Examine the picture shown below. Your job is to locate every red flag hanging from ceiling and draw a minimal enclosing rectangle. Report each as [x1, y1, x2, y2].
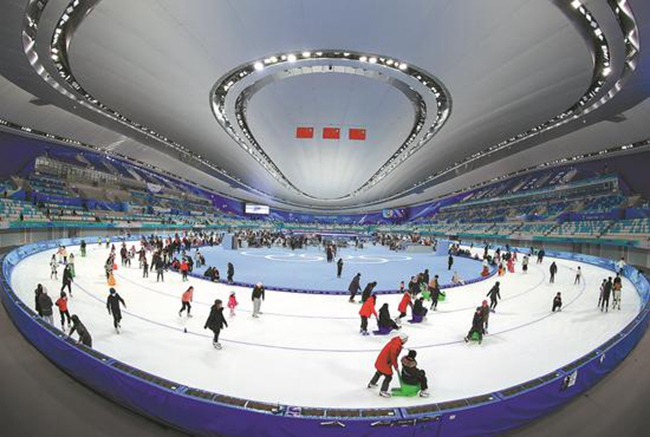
[349, 128, 366, 141]
[295, 127, 314, 139]
[322, 127, 340, 140]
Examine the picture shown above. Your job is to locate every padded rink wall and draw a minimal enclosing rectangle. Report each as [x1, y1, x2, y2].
[1, 237, 649, 437]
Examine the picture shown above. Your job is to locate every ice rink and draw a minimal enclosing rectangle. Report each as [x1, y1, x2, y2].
[9, 243, 641, 409]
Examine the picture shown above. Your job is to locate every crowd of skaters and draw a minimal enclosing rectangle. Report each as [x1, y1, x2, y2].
[31, 234, 632, 400]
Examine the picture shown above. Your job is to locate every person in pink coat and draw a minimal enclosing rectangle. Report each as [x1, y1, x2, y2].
[227, 291, 238, 317]
[179, 286, 193, 317]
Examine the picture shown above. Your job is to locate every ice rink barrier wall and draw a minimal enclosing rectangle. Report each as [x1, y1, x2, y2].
[1, 237, 649, 437]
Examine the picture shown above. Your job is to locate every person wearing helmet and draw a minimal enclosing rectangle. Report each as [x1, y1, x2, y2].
[401, 350, 429, 397]
[464, 307, 484, 344]
[367, 333, 409, 397]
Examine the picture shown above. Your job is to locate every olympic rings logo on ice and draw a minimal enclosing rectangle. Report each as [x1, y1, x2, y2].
[240, 251, 412, 264]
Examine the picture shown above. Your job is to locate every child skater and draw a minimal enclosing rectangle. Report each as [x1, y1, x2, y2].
[50, 255, 58, 279]
[204, 299, 228, 349]
[574, 266, 582, 285]
[227, 291, 238, 317]
[464, 307, 485, 344]
[552, 292, 562, 312]
[55, 291, 71, 330]
[142, 256, 149, 278]
[378, 303, 400, 332]
[179, 286, 194, 317]
[401, 349, 430, 397]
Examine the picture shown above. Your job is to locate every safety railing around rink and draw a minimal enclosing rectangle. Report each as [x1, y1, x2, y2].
[0, 236, 648, 437]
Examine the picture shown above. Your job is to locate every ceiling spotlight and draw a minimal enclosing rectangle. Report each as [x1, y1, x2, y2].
[399, 63, 408, 70]
[270, 56, 278, 63]
[302, 51, 311, 58]
[287, 54, 297, 62]
[343, 52, 350, 57]
[369, 57, 377, 63]
[359, 56, 367, 62]
[602, 67, 611, 76]
[254, 62, 264, 71]
[386, 59, 394, 65]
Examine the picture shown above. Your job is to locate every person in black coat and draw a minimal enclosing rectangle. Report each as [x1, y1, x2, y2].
[422, 269, 430, 287]
[227, 262, 235, 283]
[336, 258, 344, 278]
[413, 297, 428, 318]
[34, 283, 44, 317]
[601, 277, 613, 312]
[69, 314, 92, 347]
[448, 254, 454, 271]
[552, 292, 562, 312]
[154, 256, 165, 282]
[204, 299, 228, 349]
[106, 288, 127, 333]
[251, 282, 265, 317]
[361, 281, 377, 303]
[61, 264, 73, 296]
[549, 262, 558, 284]
[38, 288, 54, 325]
[377, 303, 399, 331]
[537, 249, 545, 264]
[486, 281, 501, 311]
[430, 284, 441, 311]
[464, 307, 484, 344]
[348, 273, 362, 302]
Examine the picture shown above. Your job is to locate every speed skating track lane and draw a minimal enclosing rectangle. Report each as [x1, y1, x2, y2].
[9, 244, 640, 409]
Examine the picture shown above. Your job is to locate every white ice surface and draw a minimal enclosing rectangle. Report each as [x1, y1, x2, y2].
[10, 244, 640, 408]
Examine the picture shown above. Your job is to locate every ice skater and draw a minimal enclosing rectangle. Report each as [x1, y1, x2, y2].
[480, 300, 490, 334]
[377, 303, 400, 332]
[574, 266, 582, 285]
[361, 281, 377, 303]
[50, 255, 58, 279]
[106, 287, 126, 333]
[204, 299, 228, 349]
[396, 290, 413, 323]
[180, 258, 189, 282]
[537, 249, 545, 264]
[367, 333, 408, 397]
[429, 284, 441, 311]
[251, 282, 265, 317]
[549, 262, 558, 284]
[598, 279, 607, 307]
[38, 288, 54, 325]
[522, 255, 529, 273]
[552, 292, 562, 312]
[359, 294, 378, 336]
[486, 281, 501, 311]
[616, 257, 626, 275]
[448, 254, 454, 271]
[80, 240, 87, 257]
[55, 291, 71, 329]
[613, 274, 623, 310]
[600, 277, 612, 312]
[142, 256, 149, 278]
[34, 284, 44, 317]
[228, 291, 238, 317]
[401, 350, 429, 397]
[227, 262, 234, 283]
[464, 307, 484, 344]
[348, 273, 362, 302]
[179, 286, 194, 317]
[336, 258, 344, 278]
[61, 264, 73, 297]
[69, 315, 92, 347]
[155, 256, 164, 282]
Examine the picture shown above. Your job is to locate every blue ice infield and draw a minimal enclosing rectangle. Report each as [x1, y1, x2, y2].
[190, 245, 483, 292]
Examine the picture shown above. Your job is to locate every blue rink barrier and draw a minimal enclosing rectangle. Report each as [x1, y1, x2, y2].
[1, 237, 649, 437]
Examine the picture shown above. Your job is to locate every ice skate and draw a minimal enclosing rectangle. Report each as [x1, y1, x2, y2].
[464, 336, 469, 342]
[215, 342, 222, 350]
[379, 391, 391, 398]
[419, 390, 430, 398]
[367, 383, 378, 389]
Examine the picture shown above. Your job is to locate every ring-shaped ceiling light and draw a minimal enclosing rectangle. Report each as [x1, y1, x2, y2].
[210, 50, 452, 200]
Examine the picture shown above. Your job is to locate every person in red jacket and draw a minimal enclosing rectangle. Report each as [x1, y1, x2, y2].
[180, 259, 189, 282]
[359, 294, 378, 336]
[396, 291, 412, 324]
[179, 286, 194, 317]
[367, 333, 409, 397]
[55, 291, 71, 329]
